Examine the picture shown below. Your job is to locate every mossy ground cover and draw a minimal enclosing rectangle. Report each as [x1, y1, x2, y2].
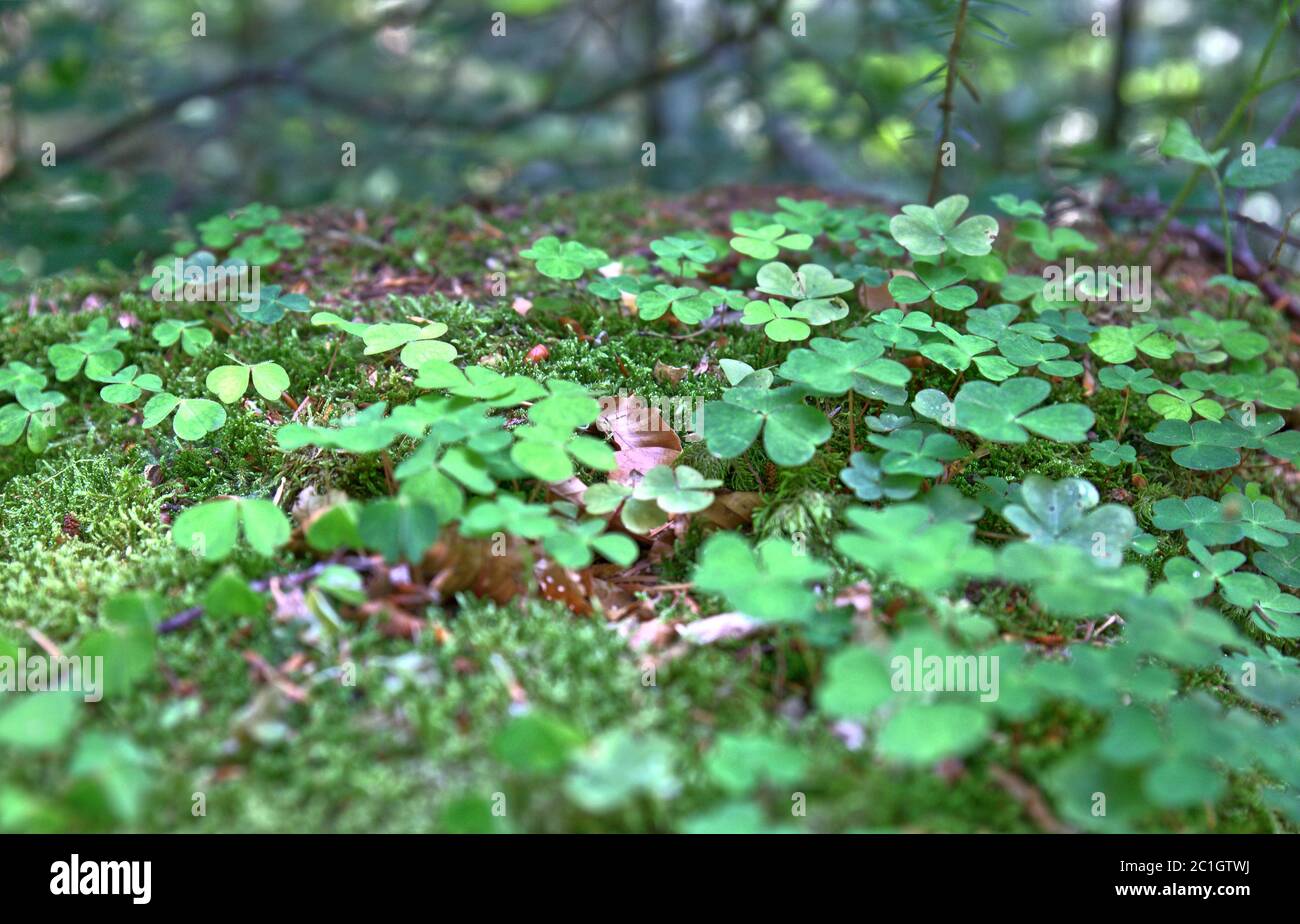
[1, 186, 1299, 834]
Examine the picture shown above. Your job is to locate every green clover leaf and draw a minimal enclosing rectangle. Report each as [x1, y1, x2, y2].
[152, 319, 213, 356]
[171, 496, 290, 561]
[778, 336, 911, 399]
[1013, 219, 1097, 260]
[729, 223, 812, 260]
[889, 195, 999, 257]
[361, 320, 457, 368]
[915, 377, 1094, 443]
[1002, 475, 1136, 568]
[98, 365, 163, 405]
[1145, 419, 1247, 470]
[1089, 323, 1177, 364]
[887, 264, 977, 311]
[692, 532, 830, 623]
[236, 284, 312, 324]
[520, 236, 608, 280]
[357, 494, 441, 563]
[1151, 495, 1245, 546]
[141, 392, 227, 441]
[0, 386, 66, 453]
[740, 299, 810, 342]
[702, 383, 832, 466]
[636, 284, 713, 324]
[866, 427, 966, 478]
[205, 360, 290, 403]
[632, 464, 722, 514]
[839, 451, 922, 501]
[1090, 439, 1136, 467]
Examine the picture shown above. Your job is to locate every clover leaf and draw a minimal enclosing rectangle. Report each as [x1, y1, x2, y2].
[996, 331, 1080, 377]
[231, 284, 309, 324]
[152, 319, 213, 356]
[705, 732, 808, 794]
[757, 260, 852, 301]
[816, 647, 893, 718]
[1151, 496, 1245, 546]
[778, 336, 911, 401]
[1089, 323, 1177, 364]
[964, 303, 1051, 342]
[1227, 495, 1300, 548]
[692, 532, 830, 623]
[888, 264, 977, 311]
[866, 427, 966, 478]
[47, 318, 130, 382]
[702, 383, 832, 466]
[1013, 219, 1097, 260]
[1090, 439, 1136, 467]
[835, 504, 995, 591]
[729, 223, 812, 260]
[650, 236, 716, 276]
[1219, 572, 1300, 638]
[918, 322, 1002, 377]
[914, 377, 1093, 443]
[98, 365, 163, 405]
[1002, 475, 1136, 568]
[632, 465, 721, 514]
[0, 361, 47, 394]
[171, 496, 290, 561]
[142, 392, 227, 441]
[889, 195, 999, 257]
[0, 386, 66, 453]
[1163, 540, 1245, 599]
[1224, 409, 1300, 460]
[1255, 536, 1300, 588]
[520, 236, 608, 280]
[991, 193, 1045, 217]
[774, 197, 832, 235]
[1145, 419, 1246, 470]
[850, 309, 934, 351]
[206, 360, 290, 403]
[878, 702, 992, 766]
[636, 284, 713, 324]
[357, 494, 441, 563]
[740, 299, 810, 342]
[362, 320, 457, 368]
[542, 518, 638, 569]
[1097, 364, 1164, 394]
[1146, 385, 1224, 422]
[839, 451, 922, 501]
[510, 382, 613, 482]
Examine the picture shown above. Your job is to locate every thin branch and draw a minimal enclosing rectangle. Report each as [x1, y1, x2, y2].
[927, 0, 970, 204]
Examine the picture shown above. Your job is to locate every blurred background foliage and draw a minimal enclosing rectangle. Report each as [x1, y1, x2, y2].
[0, 0, 1296, 274]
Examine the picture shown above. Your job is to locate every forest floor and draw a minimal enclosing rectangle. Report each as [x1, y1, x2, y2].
[1, 185, 1298, 833]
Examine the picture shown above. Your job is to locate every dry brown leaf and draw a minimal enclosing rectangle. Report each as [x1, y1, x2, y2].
[597, 394, 682, 483]
[699, 491, 762, 529]
[653, 360, 688, 386]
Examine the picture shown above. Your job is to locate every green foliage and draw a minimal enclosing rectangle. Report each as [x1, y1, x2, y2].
[889, 195, 999, 257]
[171, 497, 291, 561]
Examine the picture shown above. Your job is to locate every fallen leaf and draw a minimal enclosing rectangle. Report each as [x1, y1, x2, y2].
[653, 361, 688, 386]
[676, 612, 766, 645]
[597, 394, 682, 483]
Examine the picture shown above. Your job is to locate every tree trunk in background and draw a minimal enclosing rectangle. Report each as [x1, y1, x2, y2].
[641, 0, 670, 189]
[1103, 0, 1139, 150]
